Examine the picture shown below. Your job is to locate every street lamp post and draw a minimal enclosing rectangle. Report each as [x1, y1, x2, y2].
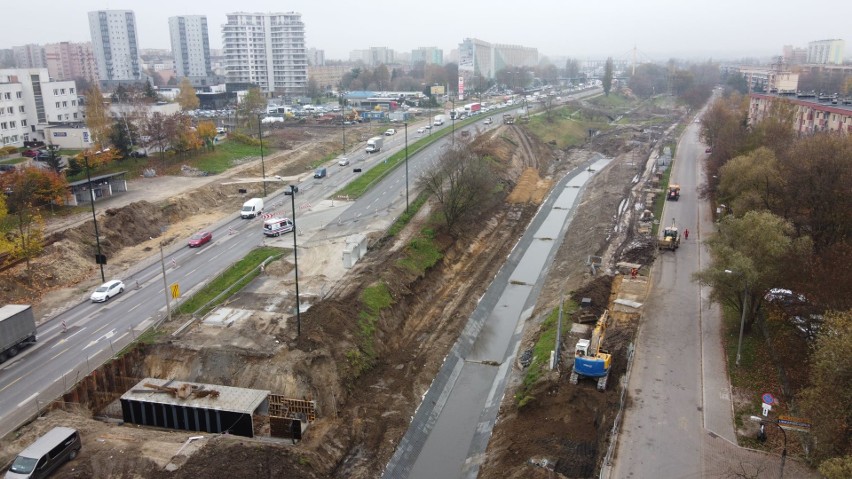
[289, 185, 301, 337]
[725, 269, 748, 366]
[158, 241, 172, 324]
[342, 100, 346, 155]
[451, 96, 456, 146]
[83, 154, 106, 283]
[749, 416, 787, 478]
[257, 114, 267, 197]
[404, 122, 409, 212]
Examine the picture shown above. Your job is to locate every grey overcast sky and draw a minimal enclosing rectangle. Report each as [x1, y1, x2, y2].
[2, 0, 849, 62]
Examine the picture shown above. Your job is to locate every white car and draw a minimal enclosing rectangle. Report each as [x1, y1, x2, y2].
[384, 129, 396, 136]
[338, 157, 350, 166]
[417, 127, 425, 134]
[91, 280, 125, 303]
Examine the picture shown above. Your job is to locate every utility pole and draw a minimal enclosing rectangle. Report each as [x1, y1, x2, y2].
[83, 154, 106, 283]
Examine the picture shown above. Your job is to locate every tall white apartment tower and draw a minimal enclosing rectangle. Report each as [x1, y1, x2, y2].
[169, 15, 214, 86]
[222, 12, 307, 96]
[88, 10, 142, 85]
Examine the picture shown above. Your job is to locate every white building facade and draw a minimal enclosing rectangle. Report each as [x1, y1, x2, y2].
[88, 10, 143, 85]
[0, 68, 82, 147]
[169, 15, 214, 86]
[222, 12, 307, 96]
[807, 39, 845, 65]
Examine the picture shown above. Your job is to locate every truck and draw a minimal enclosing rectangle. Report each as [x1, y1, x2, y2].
[570, 309, 612, 391]
[366, 136, 383, 153]
[433, 115, 446, 126]
[667, 184, 681, 201]
[464, 102, 481, 114]
[0, 305, 37, 363]
[240, 198, 264, 219]
[503, 113, 515, 124]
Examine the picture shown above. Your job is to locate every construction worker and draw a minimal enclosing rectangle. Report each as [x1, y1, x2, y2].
[684, 229, 689, 240]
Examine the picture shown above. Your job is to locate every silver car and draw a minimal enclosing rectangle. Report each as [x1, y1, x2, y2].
[90, 280, 125, 303]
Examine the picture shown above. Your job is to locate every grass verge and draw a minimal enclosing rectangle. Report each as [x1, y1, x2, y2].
[347, 281, 394, 377]
[516, 301, 576, 408]
[175, 246, 286, 317]
[386, 192, 429, 237]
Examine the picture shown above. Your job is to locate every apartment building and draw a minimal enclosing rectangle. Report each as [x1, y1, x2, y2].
[307, 48, 325, 66]
[807, 39, 845, 65]
[411, 47, 444, 66]
[88, 10, 143, 85]
[0, 68, 82, 147]
[169, 15, 214, 86]
[11, 44, 46, 69]
[749, 93, 852, 135]
[458, 38, 538, 79]
[222, 12, 307, 96]
[44, 42, 99, 83]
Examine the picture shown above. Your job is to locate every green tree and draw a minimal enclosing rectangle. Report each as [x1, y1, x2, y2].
[798, 311, 852, 464]
[693, 211, 811, 332]
[109, 118, 137, 159]
[196, 121, 217, 151]
[144, 80, 159, 101]
[0, 168, 66, 268]
[0, 195, 17, 262]
[176, 78, 200, 111]
[717, 147, 786, 216]
[602, 57, 614, 96]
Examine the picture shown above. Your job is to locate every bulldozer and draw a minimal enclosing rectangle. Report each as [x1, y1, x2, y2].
[570, 310, 612, 391]
[667, 184, 681, 201]
[657, 220, 681, 251]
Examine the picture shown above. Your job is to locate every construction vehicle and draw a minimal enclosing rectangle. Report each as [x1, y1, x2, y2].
[657, 220, 681, 251]
[667, 184, 681, 201]
[503, 113, 515, 124]
[570, 309, 612, 391]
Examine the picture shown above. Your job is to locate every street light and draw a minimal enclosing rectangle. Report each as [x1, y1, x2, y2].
[289, 185, 301, 337]
[725, 269, 748, 367]
[83, 154, 106, 283]
[157, 240, 172, 324]
[404, 122, 409, 212]
[257, 114, 267, 197]
[451, 96, 456, 146]
[749, 416, 787, 478]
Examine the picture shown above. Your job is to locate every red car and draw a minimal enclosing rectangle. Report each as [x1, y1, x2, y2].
[188, 231, 213, 247]
[22, 149, 41, 157]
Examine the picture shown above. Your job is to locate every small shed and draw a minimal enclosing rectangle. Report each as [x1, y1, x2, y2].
[65, 171, 128, 206]
[120, 378, 270, 438]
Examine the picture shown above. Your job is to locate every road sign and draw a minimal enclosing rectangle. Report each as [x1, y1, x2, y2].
[778, 416, 812, 432]
[170, 283, 180, 299]
[762, 393, 775, 404]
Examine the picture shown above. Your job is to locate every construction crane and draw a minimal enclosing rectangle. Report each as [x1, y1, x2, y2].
[570, 310, 612, 391]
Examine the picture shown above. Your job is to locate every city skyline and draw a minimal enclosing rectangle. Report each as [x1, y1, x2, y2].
[1, 0, 849, 62]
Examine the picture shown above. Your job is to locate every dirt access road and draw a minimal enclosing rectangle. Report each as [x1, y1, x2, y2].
[1, 96, 680, 478]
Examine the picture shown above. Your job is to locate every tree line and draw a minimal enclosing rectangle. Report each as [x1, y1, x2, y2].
[694, 90, 851, 471]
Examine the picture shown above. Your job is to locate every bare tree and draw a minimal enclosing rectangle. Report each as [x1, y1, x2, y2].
[417, 143, 498, 235]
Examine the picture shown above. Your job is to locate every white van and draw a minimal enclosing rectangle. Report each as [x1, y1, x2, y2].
[263, 217, 294, 237]
[240, 198, 264, 219]
[5, 427, 81, 479]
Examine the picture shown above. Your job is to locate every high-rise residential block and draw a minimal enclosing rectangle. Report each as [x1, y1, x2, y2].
[44, 42, 99, 83]
[88, 10, 142, 85]
[222, 12, 307, 96]
[169, 15, 214, 86]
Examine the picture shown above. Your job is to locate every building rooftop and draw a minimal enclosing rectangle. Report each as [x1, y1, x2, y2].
[121, 377, 270, 414]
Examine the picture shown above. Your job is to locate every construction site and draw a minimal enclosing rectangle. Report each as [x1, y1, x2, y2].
[0, 93, 684, 478]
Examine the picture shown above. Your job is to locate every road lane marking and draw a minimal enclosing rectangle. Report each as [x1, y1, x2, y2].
[50, 327, 86, 348]
[186, 266, 200, 276]
[94, 323, 109, 334]
[0, 375, 24, 393]
[128, 303, 141, 312]
[49, 347, 70, 361]
[18, 393, 38, 408]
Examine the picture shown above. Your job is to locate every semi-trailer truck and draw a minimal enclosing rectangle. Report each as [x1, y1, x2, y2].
[0, 304, 36, 363]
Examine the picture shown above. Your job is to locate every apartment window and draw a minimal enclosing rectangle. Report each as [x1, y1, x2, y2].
[70, 88, 75, 94]
[9, 121, 15, 128]
[56, 102, 61, 108]
[2, 92, 8, 100]
[1, 123, 7, 130]
[18, 106, 24, 113]
[54, 89, 59, 95]
[61, 88, 66, 94]
[6, 107, 11, 114]
[16, 92, 21, 98]
[73, 113, 78, 119]
[21, 120, 27, 127]
[71, 100, 76, 106]
[63, 101, 68, 107]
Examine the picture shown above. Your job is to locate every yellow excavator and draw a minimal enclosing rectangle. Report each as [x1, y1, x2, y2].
[657, 219, 681, 252]
[570, 310, 612, 391]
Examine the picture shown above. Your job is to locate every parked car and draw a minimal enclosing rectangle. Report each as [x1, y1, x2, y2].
[90, 280, 125, 303]
[187, 231, 213, 248]
[417, 127, 425, 134]
[21, 149, 40, 158]
[284, 185, 299, 195]
[129, 150, 148, 158]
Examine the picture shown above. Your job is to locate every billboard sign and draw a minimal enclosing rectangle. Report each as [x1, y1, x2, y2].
[458, 76, 465, 101]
